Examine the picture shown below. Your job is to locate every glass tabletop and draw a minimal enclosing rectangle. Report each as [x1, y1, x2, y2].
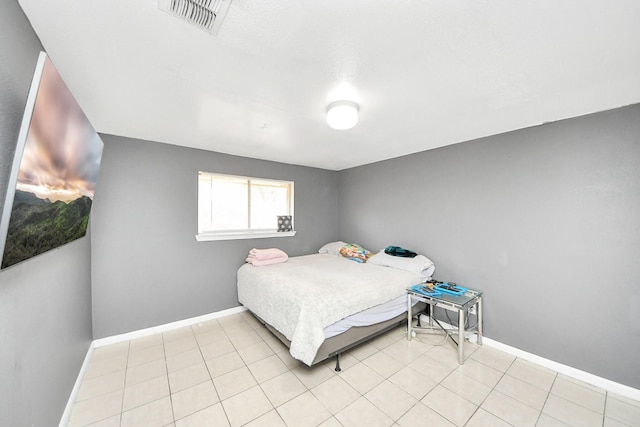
[407, 285, 481, 309]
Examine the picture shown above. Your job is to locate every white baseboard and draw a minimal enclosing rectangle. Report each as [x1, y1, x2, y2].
[58, 341, 96, 427]
[93, 305, 247, 348]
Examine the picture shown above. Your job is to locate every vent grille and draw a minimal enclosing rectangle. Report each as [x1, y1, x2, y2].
[159, 0, 232, 35]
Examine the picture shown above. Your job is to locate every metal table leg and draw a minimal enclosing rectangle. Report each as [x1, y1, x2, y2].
[407, 293, 413, 341]
[458, 308, 465, 364]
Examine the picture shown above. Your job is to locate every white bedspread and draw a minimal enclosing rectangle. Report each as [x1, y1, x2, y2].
[237, 254, 422, 365]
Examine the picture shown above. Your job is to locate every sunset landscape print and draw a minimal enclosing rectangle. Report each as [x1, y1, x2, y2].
[0, 54, 103, 269]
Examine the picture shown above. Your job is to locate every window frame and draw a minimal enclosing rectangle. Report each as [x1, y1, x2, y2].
[196, 172, 296, 242]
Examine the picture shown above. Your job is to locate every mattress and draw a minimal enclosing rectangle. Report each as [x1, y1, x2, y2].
[323, 294, 419, 338]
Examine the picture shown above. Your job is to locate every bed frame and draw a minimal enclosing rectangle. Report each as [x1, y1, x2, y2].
[250, 301, 426, 371]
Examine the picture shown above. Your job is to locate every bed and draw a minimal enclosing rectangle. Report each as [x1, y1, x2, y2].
[237, 252, 433, 370]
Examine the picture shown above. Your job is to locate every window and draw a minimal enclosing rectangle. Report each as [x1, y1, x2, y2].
[197, 172, 295, 241]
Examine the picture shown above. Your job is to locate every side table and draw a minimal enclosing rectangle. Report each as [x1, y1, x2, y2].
[407, 285, 483, 364]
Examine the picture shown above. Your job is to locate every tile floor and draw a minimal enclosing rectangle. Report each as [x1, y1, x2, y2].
[68, 311, 640, 427]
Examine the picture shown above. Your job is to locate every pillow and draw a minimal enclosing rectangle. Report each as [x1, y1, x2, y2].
[339, 243, 373, 263]
[318, 241, 347, 256]
[368, 251, 436, 279]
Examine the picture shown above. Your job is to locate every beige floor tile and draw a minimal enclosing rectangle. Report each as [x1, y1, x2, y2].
[84, 354, 128, 380]
[260, 371, 307, 407]
[205, 351, 245, 378]
[481, 389, 540, 427]
[397, 401, 456, 427]
[166, 348, 204, 373]
[164, 335, 198, 357]
[441, 370, 492, 406]
[422, 384, 478, 426]
[277, 391, 332, 427]
[276, 349, 303, 370]
[367, 332, 399, 351]
[381, 338, 431, 365]
[408, 353, 456, 383]
[470, 345, 516, 372]
[125, 359, 167, 387]
[340, 362, 385, 394]
[551, 376, 606, 414]
[122, 375, 170, 412]
[507, 359, 557, 392]
[127, 344, 165, 368]
[194, 328, 229, 347]
[335, 396, 394, 427]
[77, 369, 126, 401]
[213, 366, 257, 400]
[465, 408, 513, 427]
[129, 334, 163, 353]
[68, 389, 123, 427]
[174, 403, 229, 427]
[362, 350, 404, 378]
[264, 336, 289, 353]
[91, 342, 129, 362]
[190, 318, 222, 335]
[228, 330, 262, 349]
[318, 416, 343, 427]
[199, 338, 236, 360]
[365, 380, 418, 421]
[536, 413, 571, 426]
[311, 375, 360, 414]
[543, 394, 603, 427]
[163, 326, 194, 343]
[388, 366, 438, 400]
[557, 373, 606, 395]
[120, 396, 174, 427]
[291, 363, 336, 389]
[454, 358, 503, 388]
[426, 344, 469, 369]
[607, 392, 640, 409]
[348, 342, 379, 360]
[248, 354, 289, 383]
[84, 414, 121, 426]
[243, 409, 287, 427]
[168, 362, 211, 393]
[605, 394, 640, 426]
[171, 380, 219, 420]
[238, 340, 275, 365]
[222, 385, 273, 426]
[495, 373, 549, 410]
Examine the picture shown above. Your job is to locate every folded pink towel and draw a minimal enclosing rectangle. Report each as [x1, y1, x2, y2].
[245, 256, 288, 266]
[248, 248, 288, 261]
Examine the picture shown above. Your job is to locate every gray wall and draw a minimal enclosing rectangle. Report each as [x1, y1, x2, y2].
[338, 104, 640, 389]
[0, 1, 93, 426]
[91, 134, 338, 338]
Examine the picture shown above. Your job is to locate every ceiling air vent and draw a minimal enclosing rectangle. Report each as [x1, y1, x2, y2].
[159, 0, 232, 35]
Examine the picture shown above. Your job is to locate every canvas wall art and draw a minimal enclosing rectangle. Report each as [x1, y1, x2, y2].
[0, 52, 103, 269]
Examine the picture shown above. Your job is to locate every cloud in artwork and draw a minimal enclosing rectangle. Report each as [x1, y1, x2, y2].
[16, 57, 103, 203]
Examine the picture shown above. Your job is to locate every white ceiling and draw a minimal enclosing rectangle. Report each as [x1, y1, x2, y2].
[18, 0, 640, 171]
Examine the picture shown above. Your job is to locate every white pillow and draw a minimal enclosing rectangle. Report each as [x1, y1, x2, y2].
[368, 251, 435, 279]
[318, 241, 347, 256]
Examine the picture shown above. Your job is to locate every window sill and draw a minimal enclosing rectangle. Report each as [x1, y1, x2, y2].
[195, 230, 297, 242]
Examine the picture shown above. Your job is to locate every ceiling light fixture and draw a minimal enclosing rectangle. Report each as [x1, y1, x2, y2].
[326, 101, 359, 130]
